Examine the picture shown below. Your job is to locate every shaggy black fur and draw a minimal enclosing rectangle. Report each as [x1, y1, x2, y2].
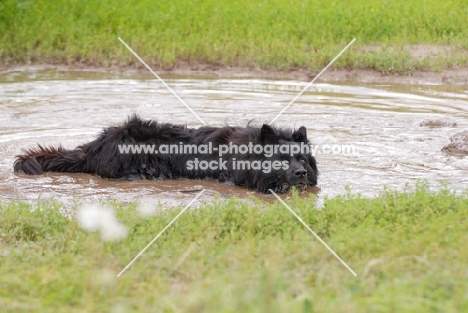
[14, 115, 319, 193]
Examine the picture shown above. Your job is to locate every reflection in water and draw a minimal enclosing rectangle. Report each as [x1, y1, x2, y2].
[0, 70, 467, 206]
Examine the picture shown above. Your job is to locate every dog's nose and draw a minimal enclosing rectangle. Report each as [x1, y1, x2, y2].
[294, 168, 307, 178]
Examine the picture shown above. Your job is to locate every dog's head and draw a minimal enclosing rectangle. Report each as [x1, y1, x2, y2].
[253, 124, 318, 193]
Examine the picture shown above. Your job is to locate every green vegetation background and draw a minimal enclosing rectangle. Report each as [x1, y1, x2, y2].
[1, 0, 468, 72]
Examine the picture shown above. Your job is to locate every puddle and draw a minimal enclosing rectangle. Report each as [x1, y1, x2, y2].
[1, 70, 467, 206]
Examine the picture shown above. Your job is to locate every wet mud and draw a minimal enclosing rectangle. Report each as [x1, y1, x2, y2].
[442, 131, 468, 157]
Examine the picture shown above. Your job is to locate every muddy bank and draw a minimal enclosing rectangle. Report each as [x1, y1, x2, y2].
[442, 131, 468, 156]
[2, 64, 468, 85]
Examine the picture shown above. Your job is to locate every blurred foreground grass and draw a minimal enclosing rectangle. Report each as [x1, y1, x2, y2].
[1, 183, 467, 312]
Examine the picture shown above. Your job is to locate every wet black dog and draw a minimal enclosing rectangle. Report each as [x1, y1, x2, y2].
[14, 115, 318, 193]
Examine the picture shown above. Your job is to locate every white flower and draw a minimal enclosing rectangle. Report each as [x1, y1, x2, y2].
[76, 204, 128, 242]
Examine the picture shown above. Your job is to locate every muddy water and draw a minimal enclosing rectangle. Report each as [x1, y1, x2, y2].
[1, 70, 467, 207]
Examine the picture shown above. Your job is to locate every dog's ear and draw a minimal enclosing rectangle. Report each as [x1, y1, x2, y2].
[260, 124, 279, 144]
[292, 126, 307, 142]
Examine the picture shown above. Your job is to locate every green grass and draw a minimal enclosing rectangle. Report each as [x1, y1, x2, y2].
[1, 0, 468, 73]
[1, 183, 468, 312]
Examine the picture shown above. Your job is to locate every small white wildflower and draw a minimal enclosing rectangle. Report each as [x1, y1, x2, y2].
[76, 204, 128, 242]
[136, 200, 159, 218]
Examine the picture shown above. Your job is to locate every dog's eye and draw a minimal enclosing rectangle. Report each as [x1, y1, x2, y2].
[300, 158, 306, 164]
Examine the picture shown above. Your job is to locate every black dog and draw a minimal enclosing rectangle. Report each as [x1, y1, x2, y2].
[14, 115, 318, 193]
